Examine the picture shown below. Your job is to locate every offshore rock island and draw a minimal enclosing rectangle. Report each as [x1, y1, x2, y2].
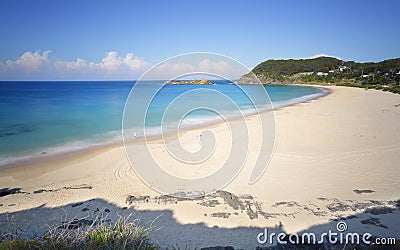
[164, 79, 214, 85]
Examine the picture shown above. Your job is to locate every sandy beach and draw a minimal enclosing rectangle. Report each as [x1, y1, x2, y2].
[1, 85, 400, 248]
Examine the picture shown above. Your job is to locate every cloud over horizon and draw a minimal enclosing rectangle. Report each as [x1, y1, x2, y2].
[0, 51, 246, 80]
[0, 50, 152, 80]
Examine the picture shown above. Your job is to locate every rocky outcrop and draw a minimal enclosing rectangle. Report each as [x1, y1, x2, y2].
[164, 79, 213, 85]
[236, 73, 291, 85]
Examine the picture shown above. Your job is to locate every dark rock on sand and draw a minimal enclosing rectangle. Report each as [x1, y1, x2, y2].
[126, 195, 150, 205]
[326, 202, 353, 212]
[34, 188, 55, 194]
[353, 189, 375, 194]
[199, 199, 220, 207]
[388, 200, 400, 209]
[0, 188, 22, 197]
[210, 212, 231, 219]
[71, 202, 83, 207]
[65, 184, 92, 190]
[216, 190, 244, 210]
[34, 184, 92, 194]
[60, 218, 93, 229]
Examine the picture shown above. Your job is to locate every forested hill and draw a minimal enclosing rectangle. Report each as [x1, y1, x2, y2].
[239, 56, 400, 86]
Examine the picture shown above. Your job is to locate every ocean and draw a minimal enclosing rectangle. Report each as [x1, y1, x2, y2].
[0, 80, 327, 167]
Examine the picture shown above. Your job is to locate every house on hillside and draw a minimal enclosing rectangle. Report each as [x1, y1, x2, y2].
[317, 72, 328, 76]
[339, 66, 348, 72]
[300, 72, 314, 76]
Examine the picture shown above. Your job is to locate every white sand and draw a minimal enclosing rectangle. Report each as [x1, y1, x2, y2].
[1, 85, 400, 248]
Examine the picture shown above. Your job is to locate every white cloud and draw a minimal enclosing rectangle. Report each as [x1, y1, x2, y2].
[307, 53, 342, 60]
[198, 59, 229, 72]
[54, 57, 87, 71]
[124, 53, 151, 71]
[0, 51, 245, 80]
[99, 51, 122, 71]
[0, 50, 152, 80]
[2, 50, 51, 72]
[17, 50, 51, 70]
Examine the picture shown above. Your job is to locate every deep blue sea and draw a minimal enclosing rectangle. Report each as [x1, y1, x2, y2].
[0, 80, 327, 167]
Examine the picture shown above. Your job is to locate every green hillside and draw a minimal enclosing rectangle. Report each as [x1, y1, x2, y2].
[242, 57, 400, 87]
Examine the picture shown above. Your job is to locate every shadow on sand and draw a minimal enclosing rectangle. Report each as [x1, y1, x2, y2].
[0, 195, 399, 249]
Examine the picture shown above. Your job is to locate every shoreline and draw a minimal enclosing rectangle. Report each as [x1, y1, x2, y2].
[0, 84, 330, 171]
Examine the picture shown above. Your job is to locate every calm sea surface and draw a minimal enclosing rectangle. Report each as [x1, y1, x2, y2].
[0, 80, 327, 166]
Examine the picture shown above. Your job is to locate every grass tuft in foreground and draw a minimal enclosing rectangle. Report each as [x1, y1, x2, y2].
[0, 215, 157, 249]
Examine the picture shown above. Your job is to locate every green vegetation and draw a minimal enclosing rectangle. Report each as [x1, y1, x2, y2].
[253, 57, 344, 77]
[0, 216, 156, 249]
[244, 57, 400, 90]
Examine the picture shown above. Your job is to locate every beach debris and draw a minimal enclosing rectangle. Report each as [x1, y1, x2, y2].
[210, 212, 231, 219]
[65, 184, 92, 190]
[59, 218, 93, 230]
[360, 217, 388, 229]
[388, 199, 400, 209]
[239, 194, 253, 200]
[199, 199, 220, 207]
[33, 184, 92, 194]
[71, 202, 83, 207]
[245, 201, 258, 219]
[368, 200, 385, 205]
[353, 189, 375, 194]
[216, 190, 244, 210]
[104, 208, 110, 213]
[0, 188, 22, 197]
[34, 184, 92, 194]
[353, 201, 379, 210]
[273, 201, 300, 208]
[312, 211, 328, 217]
[126, 195, 150, 205]
[34, 188, 53, 194]
[326, 202, 354, 212]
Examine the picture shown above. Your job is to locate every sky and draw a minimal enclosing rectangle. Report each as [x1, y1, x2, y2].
[1, 0, 399, 80]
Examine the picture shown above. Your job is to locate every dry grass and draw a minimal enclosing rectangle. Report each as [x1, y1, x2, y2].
[0, 213, 157, 249]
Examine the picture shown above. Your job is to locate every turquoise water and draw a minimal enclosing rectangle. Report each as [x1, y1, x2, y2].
[0, 80, 327, 167]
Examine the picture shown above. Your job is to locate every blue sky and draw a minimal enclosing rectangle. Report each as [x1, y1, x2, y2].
[1, 0, 399, 80]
